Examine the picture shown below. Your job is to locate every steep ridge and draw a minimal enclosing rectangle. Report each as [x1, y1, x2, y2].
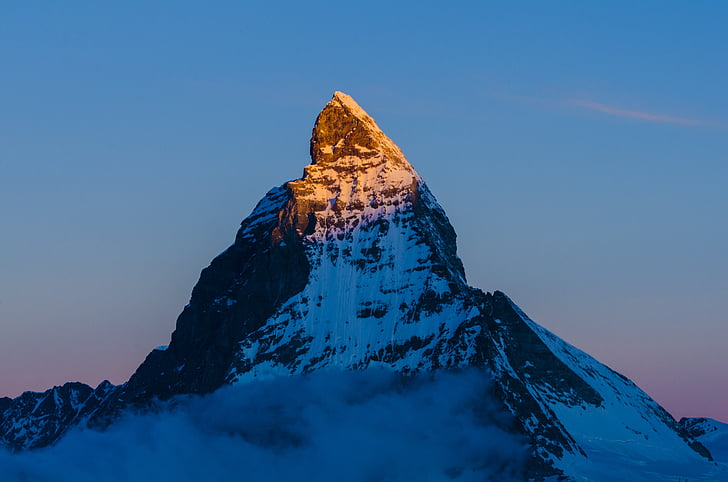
[1, 92, 720, 480]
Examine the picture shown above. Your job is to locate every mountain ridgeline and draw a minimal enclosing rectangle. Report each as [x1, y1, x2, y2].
[0, 92, 721, 480]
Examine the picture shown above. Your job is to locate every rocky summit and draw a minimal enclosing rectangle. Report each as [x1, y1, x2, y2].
[1, 92, 723, 480]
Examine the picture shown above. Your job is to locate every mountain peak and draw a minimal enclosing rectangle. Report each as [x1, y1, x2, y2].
[309, 91, 405, 167]
[278, 91, 425, 242]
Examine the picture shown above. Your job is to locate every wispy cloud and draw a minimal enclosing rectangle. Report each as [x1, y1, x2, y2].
[486, 90, 725, 130]
[570, 99, 704, 126]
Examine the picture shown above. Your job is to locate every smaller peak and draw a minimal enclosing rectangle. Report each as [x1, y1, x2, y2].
[96, 380, 115, 391]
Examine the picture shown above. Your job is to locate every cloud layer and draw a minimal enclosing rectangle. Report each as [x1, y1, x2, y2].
[0, 370, 527, 482]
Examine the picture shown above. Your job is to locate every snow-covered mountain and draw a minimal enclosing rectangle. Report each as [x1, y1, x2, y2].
[1, 92, 723, 480]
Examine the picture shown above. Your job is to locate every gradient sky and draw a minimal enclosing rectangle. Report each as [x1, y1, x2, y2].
[1, 2, 726, 422]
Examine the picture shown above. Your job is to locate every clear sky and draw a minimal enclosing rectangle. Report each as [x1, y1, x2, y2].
[1, 2, 726, 422]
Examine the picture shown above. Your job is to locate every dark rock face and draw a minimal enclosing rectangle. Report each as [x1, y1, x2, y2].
[123, 186, 311, 402]
[0, 91, 717, 479]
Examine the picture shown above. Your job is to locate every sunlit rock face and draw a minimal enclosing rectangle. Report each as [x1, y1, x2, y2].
[1, 92, 720, 480]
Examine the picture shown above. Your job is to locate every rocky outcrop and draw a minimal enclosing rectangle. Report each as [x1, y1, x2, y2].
[680, 417, 727, 462]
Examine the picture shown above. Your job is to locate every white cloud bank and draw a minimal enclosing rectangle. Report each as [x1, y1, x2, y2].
[0, 369, 528, 481]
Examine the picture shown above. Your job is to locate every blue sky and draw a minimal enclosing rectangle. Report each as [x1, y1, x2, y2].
[1, 1, 726, 421]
